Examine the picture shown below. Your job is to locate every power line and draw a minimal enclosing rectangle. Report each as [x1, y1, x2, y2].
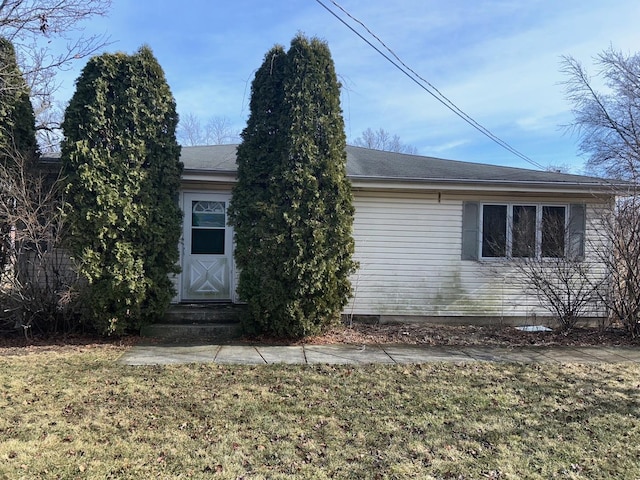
[315, 0, 547, 171]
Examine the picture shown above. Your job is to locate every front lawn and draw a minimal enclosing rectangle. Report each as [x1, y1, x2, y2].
[1, 346, 639, 479]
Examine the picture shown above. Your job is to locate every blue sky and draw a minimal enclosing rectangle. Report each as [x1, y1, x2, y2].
[53, 0, 640, 172]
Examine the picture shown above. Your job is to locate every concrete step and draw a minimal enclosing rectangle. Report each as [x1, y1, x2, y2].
[140, 322, 242, 344]
[164, 303, 246, 324]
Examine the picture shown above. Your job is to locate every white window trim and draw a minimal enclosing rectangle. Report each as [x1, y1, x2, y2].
[479, 203, 568, 260]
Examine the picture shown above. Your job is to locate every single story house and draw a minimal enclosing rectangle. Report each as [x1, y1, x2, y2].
[176, 144, 615, 325]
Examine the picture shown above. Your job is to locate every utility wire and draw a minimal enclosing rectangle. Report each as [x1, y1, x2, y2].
[315, 0, 547, 171]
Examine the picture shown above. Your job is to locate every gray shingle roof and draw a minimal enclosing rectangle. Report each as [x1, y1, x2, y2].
[181, 144, 613, 188]
[180, 144, 238, 171]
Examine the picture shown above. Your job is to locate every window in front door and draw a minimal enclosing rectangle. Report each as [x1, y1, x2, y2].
[191, 201, 226, 255]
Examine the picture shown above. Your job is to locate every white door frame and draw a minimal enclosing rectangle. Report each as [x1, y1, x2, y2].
[180, 191, 235, 302]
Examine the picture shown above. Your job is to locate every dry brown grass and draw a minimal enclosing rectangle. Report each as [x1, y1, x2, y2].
[1, 345, 639, 479]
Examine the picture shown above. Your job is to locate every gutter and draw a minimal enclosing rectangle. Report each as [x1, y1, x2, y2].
[183, 168, 622, 193]
[347, 174, 625, 192]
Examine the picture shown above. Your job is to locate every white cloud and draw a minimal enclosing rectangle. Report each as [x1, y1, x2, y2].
[423, 139, 471, 155]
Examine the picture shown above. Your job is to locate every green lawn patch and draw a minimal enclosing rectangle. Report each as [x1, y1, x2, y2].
[1, 347, 639, 479]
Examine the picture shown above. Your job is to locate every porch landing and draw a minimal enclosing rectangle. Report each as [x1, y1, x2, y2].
[140, 303, 246, 344]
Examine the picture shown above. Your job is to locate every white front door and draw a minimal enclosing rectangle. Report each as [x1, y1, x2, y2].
[181, 193, 233, 301]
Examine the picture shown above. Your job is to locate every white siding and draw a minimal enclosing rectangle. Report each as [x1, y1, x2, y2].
[345, 191, 609, 321]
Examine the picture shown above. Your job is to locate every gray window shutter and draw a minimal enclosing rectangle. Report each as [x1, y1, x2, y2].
[461, 201, 479, 260]
[568, 203, 586, 259]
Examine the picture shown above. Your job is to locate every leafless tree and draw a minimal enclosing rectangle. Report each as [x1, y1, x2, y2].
[590, 197, 640, 337]
[561, 48, 640, 181]
[562, 47, 640, 335]
[0, 146, 82, 335]
[0, 0, 112, 149]
[178, 113, 239, 146]
[545, 163, 573, 174]
[205, 115, 238, 145]
[352, 127, 418, 154]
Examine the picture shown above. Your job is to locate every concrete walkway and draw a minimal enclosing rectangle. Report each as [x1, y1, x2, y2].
[119, 343, 640, 365]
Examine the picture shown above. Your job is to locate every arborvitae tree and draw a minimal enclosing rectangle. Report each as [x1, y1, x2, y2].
[0, 37, 38, 269]
[0, 37, 38, 153]
[229, 35, 357, 337]
[0, 37, 38, 161]
[61, 46, 183, 336]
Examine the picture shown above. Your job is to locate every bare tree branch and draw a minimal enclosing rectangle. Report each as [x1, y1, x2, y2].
[590, 196, 640, 337]
[496, 209, 604, 331]
[177, 112, 203, 147]
[178, 113, 239, 146]
[0, 144, 82, 334]
[561, 48, 640, 180]
[205, 116, 237, 144]
[0, 0, 112, 148]
[562, 47, 640, 336]
[352, 127, 418, 154]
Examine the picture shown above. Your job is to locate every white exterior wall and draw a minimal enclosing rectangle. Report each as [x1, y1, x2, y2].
[176, 182, 611, 323]
[345, 189, 610, 321]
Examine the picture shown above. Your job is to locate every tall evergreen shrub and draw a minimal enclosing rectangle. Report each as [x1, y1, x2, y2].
[61, 46, 183, 335]
[0, 37, 38, 270]
[0, 37, 38, 159]
[229, 35, 357, 337]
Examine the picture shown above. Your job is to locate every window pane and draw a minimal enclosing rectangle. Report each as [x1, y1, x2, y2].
[542, 206, 566, 257]
[192, 201, 226, 227]
[513, 205, 536, 257]
[192, 229, 225, 255]
[482, 205, 507, 257]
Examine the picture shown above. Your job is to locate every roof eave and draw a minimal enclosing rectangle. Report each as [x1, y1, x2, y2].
[181, 169, 621, 195]
[349, 175, 620, 194]
[181, 169, 237, 184]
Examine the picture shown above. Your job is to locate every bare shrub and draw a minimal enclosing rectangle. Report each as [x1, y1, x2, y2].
[0, 149, 83, 335]
[591, 196, 640, 337]
[494, 205, 604, 332]
[511, 256, 603, 332]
